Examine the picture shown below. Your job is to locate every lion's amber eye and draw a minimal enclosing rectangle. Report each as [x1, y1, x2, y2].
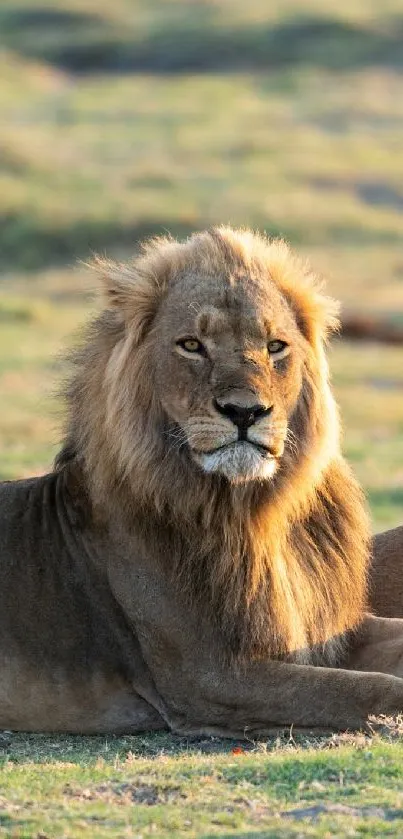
[177, 338, 205, 354]
[267, 339, 288, 355]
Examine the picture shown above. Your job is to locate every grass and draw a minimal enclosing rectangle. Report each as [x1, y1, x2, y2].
[0, 0, 403, 835]
[0, 2, 402, 288]
[1, 729, 403, 838]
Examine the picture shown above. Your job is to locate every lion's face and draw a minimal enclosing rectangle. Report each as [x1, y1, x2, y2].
[154, 269, 304, 483]
[81, 228, 338, 494]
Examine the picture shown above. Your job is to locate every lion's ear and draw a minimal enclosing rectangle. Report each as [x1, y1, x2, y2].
[290, 287, 341, 347]
[91, 255, 162, 344]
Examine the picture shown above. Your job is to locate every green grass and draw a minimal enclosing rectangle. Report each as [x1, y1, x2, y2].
[1, 66, 402, 279]
[0, 730, 403, 838]
[1, 0, 403, 835]
[0, 0, 402, 294]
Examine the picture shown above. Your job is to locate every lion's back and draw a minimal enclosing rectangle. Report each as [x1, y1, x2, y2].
[0, 475, 49, 570]
[0, 474, 61, 647]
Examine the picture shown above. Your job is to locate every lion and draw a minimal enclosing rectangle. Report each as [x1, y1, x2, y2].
[371, 526, 403, 617]
[1, 225, 403, 735]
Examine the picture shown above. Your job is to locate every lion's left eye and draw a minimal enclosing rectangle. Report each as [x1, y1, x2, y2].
[267, 339, 288, 355]
[177, 338, 205, 354]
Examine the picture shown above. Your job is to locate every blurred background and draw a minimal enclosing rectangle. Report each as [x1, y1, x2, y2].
[0, 0, 402, 529]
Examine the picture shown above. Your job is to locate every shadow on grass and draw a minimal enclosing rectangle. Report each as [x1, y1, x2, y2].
[0, 213, 317, 272]
[311, 177, 403, 212]
[0, 215, 202, 272]
[1, 209, 402, 273]
[0, 728, 332, 765]
[0, 731, 251, 764]
[1, 5, 402, 74]
[0, 815, 14, 829]
[200, 834, 274, 838]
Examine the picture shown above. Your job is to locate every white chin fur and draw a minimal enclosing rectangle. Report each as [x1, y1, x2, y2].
[194, 442, 277, 483]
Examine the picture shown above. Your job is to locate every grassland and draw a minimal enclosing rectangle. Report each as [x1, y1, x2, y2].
[1, 728, 403, 838]
[0, 0, 403, 836]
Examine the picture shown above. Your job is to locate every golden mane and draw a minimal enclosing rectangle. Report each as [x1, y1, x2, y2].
[57, 227, 370, 664]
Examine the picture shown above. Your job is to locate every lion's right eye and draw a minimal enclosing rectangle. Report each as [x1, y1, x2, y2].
[177, 338, 206, 355]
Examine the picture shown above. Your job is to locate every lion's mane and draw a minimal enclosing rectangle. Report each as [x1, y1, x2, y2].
[57, 228, 370, 665]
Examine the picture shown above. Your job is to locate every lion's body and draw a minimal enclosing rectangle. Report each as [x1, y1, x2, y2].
[371, 526, 403, 618]
[1, 226, 403, 734]
[0, 473, 164, 732]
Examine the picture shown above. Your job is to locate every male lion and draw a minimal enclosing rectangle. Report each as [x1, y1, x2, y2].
[1, 226, 403, 735]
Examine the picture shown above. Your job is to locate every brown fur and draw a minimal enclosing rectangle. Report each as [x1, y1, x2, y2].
[58, 227, 369, 665]
[370, 526, 403, 618]
[2, 226, 403, 735]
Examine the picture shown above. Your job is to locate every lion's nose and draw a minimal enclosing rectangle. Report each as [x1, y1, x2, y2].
[213, 399, 272, 430]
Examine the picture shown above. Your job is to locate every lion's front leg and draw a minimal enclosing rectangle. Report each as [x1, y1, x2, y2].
[148, 655, 403, 735]
[346, 614, 403, 678]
